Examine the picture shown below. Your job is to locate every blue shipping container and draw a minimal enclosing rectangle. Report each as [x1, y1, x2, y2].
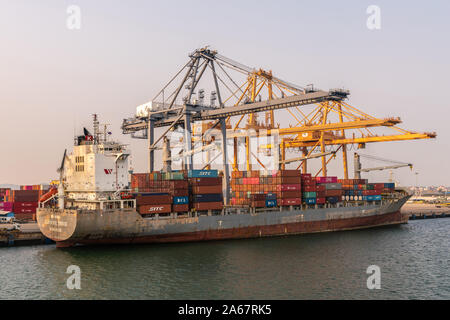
[304, 198, 316, 205]
[326, 196, 340, 204]
[173, 196, 189, 204]
[188, 170, 219, 178]
[384, 183, 395, 189]
[364, 195, 382, 201]
[265, 193, 277, 200]
[265, 199, 277, 207]
[193, 193, 223, 202]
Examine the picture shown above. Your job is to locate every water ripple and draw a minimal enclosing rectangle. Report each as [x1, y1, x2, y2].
[0, 219, 449, 299]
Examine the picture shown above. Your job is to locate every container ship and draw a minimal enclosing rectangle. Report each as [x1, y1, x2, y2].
[36, 116, 410, 248]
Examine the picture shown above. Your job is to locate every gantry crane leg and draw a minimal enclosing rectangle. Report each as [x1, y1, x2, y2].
[233, 137, 238, 171]
[320, 102, 329, 176]
[302, 147, 308, 173]
[147, 118, 154, 173]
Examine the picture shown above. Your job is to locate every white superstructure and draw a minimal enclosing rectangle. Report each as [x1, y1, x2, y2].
[63, 115, 130, 206]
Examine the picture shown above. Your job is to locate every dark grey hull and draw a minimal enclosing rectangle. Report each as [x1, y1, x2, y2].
[37, 195, 410, 247]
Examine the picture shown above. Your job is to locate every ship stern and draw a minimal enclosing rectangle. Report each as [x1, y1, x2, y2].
[36, 208, 78, 247]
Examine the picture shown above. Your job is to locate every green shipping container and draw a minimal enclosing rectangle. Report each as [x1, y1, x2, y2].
[162, 172, 185, 180]
[303, 192, 317, 198]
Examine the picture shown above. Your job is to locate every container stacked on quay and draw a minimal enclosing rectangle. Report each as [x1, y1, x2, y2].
[0, 188, 15, 222]
[1, 186, 50, 221]
[36, 117, 411, 248]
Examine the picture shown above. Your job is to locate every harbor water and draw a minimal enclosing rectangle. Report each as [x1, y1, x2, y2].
[0, 219, 449, 300]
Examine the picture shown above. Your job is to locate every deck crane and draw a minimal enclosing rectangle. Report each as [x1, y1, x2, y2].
[353, 153, 413, 180]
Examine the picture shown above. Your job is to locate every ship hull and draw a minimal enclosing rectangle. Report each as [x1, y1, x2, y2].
[37, 196, 410, 247]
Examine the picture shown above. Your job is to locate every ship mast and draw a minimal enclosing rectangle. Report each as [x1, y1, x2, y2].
[93, 114, 100, 145]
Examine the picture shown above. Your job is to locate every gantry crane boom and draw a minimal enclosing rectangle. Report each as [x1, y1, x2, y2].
[354, 153, 413, 179]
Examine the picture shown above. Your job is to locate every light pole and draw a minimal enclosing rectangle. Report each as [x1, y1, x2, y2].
[414, 172, 419, 196]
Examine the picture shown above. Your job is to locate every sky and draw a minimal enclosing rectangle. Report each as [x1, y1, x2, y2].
[0, 0, 449, 187]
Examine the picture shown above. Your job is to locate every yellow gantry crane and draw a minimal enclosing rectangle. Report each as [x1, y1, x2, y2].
[218, 63, 435, 178]
[261, 99, 435, 178]
[122, 48, 436, 182]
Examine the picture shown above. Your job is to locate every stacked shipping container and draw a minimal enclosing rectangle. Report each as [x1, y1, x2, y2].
[189, 170, 223, 211]
[231, 170, 302, 207]
[0, 188, 12, 213]
[131, 170, 224, 216]
[315, 176, 342, 205]
[0, 187, 49, 221]
[132, 171, 188, 215]
[20, 184, 50, 191]
[231, 172, 396, 207]
[301, 174, 317, 205]
[339, 179, 395, 201]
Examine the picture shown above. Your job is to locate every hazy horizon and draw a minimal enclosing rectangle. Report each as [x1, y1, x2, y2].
[1, 0, 449, 186]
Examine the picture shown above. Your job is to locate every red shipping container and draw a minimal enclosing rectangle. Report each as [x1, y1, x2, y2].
[278, 177, 301, 184]
[172, 189, 189, 197]
[302, 180, 317, 187]
[270, 170, 301, 177]
[278, 190, 302, 199]
[325, 189, 343, 197]
[136, 194, 172, 205]
[250, 193, 266, 201]
[192, 185, 222, 194]
[316, 185, 326, 192]
[189, 177, 222, 186]
[13, 190, 40, 202]
[173, 204, 189, 212]
[302, 186, 316, 192]
[316, 197, 326, 204]
[13, 202, 38, 208]
[276, 184, 301, 191]
[0, 201, 13, 211]
[280, 198, 302, 206]
[169, 180, 188, 189]
[15, 208, 37, 214]
[193, 202, 223, 211]
[317, 191, 326, 198]
[315, 176, 338, 184]
[250, 200, 266, 208]
[138, 204, 172, 214]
